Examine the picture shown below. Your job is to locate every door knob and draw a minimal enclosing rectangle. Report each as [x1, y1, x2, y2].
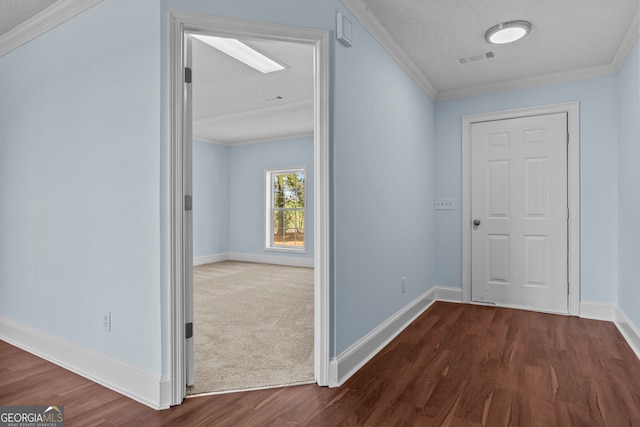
[473, 219, 481, 229]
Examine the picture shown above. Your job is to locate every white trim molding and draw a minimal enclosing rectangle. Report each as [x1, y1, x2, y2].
[340, 0, 638, 101]
[193, 253, 229, 266]
[437, 11, 638, 102]
[339, 0, 437, 99]
[194, 252, 314, 267]
[579, 300, 616, 321]
[329, 287, 640, 388]
[329, 288, 437, 387]
[462, 102, 580, 316]
[169, 11, 331, 405]
[615, 308, 640, 360]
[195, 132, 315, 147]
[578, 301, 640, 361]
[437, 64, 619, 101]
[228, 252, 314, 268]
[0, 0, 103, 57]
[0, 316, 170, 410]
[434, 286, 463, 303]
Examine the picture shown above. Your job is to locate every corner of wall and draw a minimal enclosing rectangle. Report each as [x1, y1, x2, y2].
[0, 316, 168, 410]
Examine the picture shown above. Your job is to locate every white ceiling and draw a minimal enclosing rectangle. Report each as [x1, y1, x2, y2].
[348, 0, 640, 99]
[0, 0, 58, 35]
[2, 0, 639, 142]
[190, 37, 314, 145]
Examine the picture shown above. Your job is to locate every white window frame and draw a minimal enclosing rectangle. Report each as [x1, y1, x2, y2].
[265, 167, 307, 253]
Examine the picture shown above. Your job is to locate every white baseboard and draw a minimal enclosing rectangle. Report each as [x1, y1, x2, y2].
[329, 288, 437, 387]
[194, 252, 314, 268]
[228, 252, 314, 268]
[615, 307, 640, 360]
[0, 316, 170, 410]
[328, 286, 640, 390]
[193, 253, 229, 266]
[579, 300, 616, 321]
[576, 301, 640, 361]
[434, 286, 463, 302]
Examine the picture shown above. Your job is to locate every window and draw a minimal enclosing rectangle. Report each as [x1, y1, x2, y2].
[266, 168, 306, 252]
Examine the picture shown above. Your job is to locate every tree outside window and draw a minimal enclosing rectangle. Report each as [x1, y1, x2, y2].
[266, 168, 305, 251]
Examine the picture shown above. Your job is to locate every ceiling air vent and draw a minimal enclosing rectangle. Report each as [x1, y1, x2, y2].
[456, 51, 497, 65]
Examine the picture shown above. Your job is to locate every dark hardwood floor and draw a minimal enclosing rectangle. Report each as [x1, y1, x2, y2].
[2, 302, 640, 426]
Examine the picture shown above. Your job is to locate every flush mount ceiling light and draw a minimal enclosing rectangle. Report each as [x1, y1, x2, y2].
[189, 34, 286, 73]
[485, 20, 532, 44]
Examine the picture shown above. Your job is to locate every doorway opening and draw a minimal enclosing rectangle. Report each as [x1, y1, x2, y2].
[169, 12, 330, 405]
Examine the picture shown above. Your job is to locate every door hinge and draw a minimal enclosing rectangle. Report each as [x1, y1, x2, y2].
[185, 195, 192, 212]
[185, 322, 193, 339]
[184, 67, 192, 84]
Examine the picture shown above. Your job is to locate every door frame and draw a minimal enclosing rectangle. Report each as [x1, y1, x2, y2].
[461, 102, 580, 316]
[169, 11, 331, 405]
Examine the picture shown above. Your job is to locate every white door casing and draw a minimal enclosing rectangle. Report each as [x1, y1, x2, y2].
[169, 12, 331, 405]
[184, 36, 194, 387]
[462, 102, 580, 316]
[470, 113, 568, 313]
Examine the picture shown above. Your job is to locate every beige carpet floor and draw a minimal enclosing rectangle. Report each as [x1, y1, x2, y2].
[187, 261, 314, 395]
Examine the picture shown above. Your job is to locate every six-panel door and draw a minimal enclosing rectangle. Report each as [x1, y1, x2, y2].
[471, 113, 568, 313]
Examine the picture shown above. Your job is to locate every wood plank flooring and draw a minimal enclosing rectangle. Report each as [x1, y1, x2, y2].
[2, 302, 640, 426]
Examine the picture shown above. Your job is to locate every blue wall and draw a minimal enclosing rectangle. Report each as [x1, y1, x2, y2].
[159, 1, 437, 357]
[0, 0, 162, 373]
[192, 137, 314, 260]
[435, 77, 620, 303]
[192, 141, 229, 257]
[617, 41, 640, 328]
[332, 7, 436, 354]
[0, 0, 636, 389]
[229, 137, 314, 260]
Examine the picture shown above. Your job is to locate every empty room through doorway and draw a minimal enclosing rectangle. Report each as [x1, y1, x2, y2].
[188, 32, 316, 394]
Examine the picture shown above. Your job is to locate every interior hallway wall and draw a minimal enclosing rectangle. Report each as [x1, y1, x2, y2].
[435, 76, 619, 304]
[617, 40, 640, 327]
[0, 0, 162, 373]
[161, 0, 438, 359]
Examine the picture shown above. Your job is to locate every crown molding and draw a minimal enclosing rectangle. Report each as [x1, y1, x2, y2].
[341, 0, 639, 102]
[436, 63, 618, 101]
[0, 0, 103, 57]
[340, 0, 438, 100]
[437, 13, 638, 102]
[611, 11, 640, 72]
[194, 132, 314, 147]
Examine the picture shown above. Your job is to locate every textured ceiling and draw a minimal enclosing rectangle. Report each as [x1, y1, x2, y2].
[3, 1, 639, 142]
[191, 37, 314, 145]
[0, 0, 59, 35]
[358, 0, 639, 99]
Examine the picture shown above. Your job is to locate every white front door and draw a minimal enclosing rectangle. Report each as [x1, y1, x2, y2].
[470, 113, 568, 313]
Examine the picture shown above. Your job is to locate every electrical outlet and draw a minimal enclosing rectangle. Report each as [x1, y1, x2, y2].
[402, 277, 406, 294]
[435, 198, 455, 210]
[102, 311, 111, 332]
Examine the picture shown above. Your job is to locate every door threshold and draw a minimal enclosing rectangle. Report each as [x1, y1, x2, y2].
[470, 300, 569, 316]
[186, 380, 317, 399]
